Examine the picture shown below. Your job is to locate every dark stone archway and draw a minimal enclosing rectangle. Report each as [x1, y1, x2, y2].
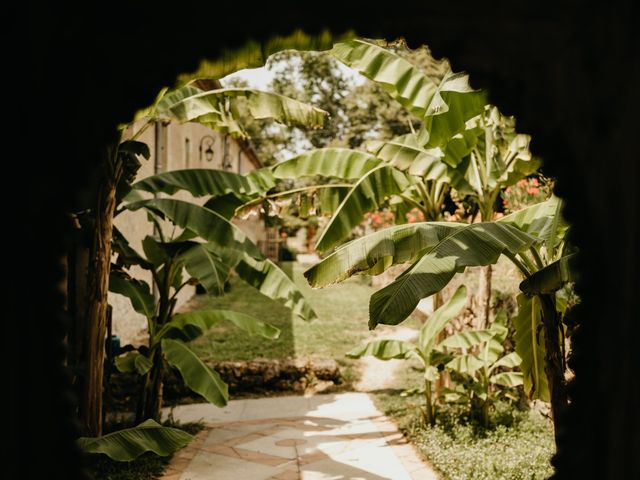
[15, 2, 638, 478]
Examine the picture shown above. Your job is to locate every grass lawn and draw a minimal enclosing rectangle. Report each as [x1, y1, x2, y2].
[374, 393, 555, 480]
[185, 261, 422, 384]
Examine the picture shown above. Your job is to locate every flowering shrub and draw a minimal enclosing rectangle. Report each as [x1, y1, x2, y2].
[405, 208, 425, 223]
[363, 209, 396, 230]
[501, 177, 552, 213]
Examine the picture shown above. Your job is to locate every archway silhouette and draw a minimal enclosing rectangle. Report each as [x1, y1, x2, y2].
[18, 3, 638, 479]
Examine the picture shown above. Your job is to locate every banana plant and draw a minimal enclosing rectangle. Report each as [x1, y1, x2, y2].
[450, 106, 541, 329]
[73, 76, 327, 437]
[438, 314, 523, 427]
[347, 285, 468, 426]
[110, 191, 317, 425]
[304, 196, 575, 446]
[266, 38, 488, 255]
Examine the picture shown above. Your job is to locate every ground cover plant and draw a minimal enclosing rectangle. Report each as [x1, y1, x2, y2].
[375, 394, 555, 480]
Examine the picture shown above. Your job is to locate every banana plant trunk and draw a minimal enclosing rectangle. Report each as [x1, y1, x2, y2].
[476, 204, 494, 329]
[539, 293, 568, 447]
[432, 291, 451, 395]
[424, 378, 435, 427]
[476, 265, 492, 329]
[78, 178, 118, 436]
[137, 349, 164, 423]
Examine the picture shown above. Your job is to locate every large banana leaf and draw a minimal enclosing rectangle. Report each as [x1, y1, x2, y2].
[490, 372, 524, 387]
[179, 244, 231, 295]
[520, 252, 577, 295]
[154, 84, 202, 118]
[367, 133, 475, 194]
[112, 226, 153, 269]
[235, 254, 318, 320]
[347, 339, 416, 360]
[141, 236, 195, 266]
[315, 165, 410, 252]
[439, 329, 496, 349]
[126, 198, 261, 258]
[273, 148, 382, 179]
[157, 309, 279, 343]
[316, 185, 351, 216]
[417, 73, 487, 148]
[109, 271, 155, 320]
[305, 222, 467, 288]
[494, 135, 541, 188]
[159, 87, 327, 130]
[446, 354, 485, 374]
[513, 294, 549, 401]
[497, 196, 564, 239]
[490, 352, 522, 371]
[442, 127, 482, 168]
[418, 285, 467, 353]
[330, 39, 487, 147]
[161, 338, 229, 407]
[204, 192, 250, 220]
[132, 168, 275, 198]
[369, 222, 539, 328]
[77, 419, 193, 461]
[366, 136, 446, 177]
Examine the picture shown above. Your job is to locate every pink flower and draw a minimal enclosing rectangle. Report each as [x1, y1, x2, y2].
[531, 178, 539, 186]
[503, 199, 509, 206]
[408, 216, 417, 223]
[517, 179, 527, 188]
[505, 187, 512, 193]
[528, 187, 539, 195]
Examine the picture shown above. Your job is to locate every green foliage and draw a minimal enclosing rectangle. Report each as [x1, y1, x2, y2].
[440, 318, 523, 425]
[162, 338, 229, 407]
[347, 286, 468, 425]
[366, 222, 537, 328]
[150, 85, 328, 139]
[78, 419, 193, 462]
[513, 294, 549, 401]
[456, 106, 541, 221]
[110, 145, 317, 428]
[132, 167, 275, 198]
[330, 38, 486, 147]
[82, 422, 203, 480]
[376, 395, 555, 480]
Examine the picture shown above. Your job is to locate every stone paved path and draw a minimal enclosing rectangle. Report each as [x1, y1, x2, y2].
[161, 393, 438, 480]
